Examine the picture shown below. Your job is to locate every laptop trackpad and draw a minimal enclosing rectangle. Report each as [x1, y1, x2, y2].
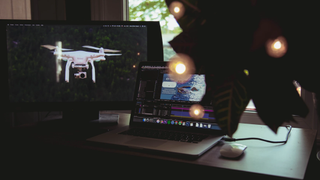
[125, 138, 166, 148]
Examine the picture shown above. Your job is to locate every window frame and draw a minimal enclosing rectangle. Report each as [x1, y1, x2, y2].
[240, 88, 318, 130]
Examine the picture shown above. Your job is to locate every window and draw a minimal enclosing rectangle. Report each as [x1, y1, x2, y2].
[0, 0, 31, 19]
[129, 0, 181, 61]
[129, 0, 258, 112]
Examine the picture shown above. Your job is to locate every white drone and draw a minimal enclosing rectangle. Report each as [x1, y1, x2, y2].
[41, 44, 121, 83]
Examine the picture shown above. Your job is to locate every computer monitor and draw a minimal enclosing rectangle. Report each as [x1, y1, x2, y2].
[1, 20, 163, 121]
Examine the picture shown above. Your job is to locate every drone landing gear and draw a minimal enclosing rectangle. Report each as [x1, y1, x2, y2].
[90, 60, 96, 83]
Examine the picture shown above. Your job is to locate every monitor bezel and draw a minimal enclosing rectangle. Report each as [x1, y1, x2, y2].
[1, 20, 163, 112]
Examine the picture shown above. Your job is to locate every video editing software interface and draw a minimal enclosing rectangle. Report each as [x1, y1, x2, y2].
[133, 65, 221, 130]
[6, 22, 147, 103]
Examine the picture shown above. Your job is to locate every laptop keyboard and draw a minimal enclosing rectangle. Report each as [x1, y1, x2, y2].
[120, 128, 209, 143]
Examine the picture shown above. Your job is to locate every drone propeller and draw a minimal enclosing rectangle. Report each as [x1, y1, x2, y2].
[41, 45, 73, 51]
[83, 45, 121, 52]
[105, 53, 122, 56]
[41, 45, 56, 50]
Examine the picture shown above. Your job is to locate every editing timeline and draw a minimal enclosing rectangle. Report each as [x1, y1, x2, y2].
[133, 102, 220, 130]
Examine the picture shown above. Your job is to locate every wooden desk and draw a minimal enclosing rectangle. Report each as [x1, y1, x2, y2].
[5, 111, 318, 179]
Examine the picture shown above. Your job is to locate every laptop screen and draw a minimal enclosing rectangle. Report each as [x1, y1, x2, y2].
[132, 62, 221, 131]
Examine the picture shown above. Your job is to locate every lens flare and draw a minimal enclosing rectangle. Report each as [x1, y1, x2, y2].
[189, 104, 205, 120]
[174, 7, 180, 13]
[175, 63, 186, 74]
[55, 41, 62, 82]
[194, 109, 200, 115]
[56, 41, 62, 59]
[266, 36, 287, 58]
[167, 53, 195, 84]
[169, 1, 185, 20]
[273, 41, 281, 49]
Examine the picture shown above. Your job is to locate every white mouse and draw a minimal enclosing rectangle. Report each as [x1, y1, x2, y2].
[220, 143, 247, 158]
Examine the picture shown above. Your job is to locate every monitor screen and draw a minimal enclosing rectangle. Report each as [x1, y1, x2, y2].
[1, 20, 163, 112]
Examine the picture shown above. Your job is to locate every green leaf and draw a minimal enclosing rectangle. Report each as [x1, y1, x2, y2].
[212, 72, 250, 137]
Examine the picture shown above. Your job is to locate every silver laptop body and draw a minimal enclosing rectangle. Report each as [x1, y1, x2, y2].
[87, 61, 224, 157]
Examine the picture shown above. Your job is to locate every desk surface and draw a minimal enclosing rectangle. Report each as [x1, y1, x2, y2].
[6, 111, 317, 179]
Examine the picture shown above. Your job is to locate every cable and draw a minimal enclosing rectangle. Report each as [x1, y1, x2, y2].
[222, 125, 292, 144]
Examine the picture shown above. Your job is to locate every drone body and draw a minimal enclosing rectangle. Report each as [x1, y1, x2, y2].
[41, 45, 121, 83]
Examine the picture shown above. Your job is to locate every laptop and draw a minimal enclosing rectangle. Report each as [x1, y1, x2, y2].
[87, 61, 224, 158]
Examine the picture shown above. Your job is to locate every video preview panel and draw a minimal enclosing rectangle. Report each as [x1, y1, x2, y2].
[160, 74, 206, 102]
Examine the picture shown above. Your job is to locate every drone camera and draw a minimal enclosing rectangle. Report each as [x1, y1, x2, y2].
[74, 72, 87, 79]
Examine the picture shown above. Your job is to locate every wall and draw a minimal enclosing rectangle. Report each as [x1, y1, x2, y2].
[0, 0, 31, 19]
[91, 0, 127, 21]
[31, 0, 66, 20]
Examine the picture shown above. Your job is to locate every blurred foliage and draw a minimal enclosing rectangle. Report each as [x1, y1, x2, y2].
[7, 25, 147, 102]
[129, 0, 181, 34]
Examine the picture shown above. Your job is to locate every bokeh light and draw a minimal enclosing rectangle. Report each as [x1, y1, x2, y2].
[174, 6, 180, 13]
[189, 104, 205, 120]
[169, 1, 185, 20]
[266, 36, 287, 58]
[273, 41, 282, 49]
[167, 53, 195, 83]
[175, 63, 186, 74]
[244, 69, 249, 76]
